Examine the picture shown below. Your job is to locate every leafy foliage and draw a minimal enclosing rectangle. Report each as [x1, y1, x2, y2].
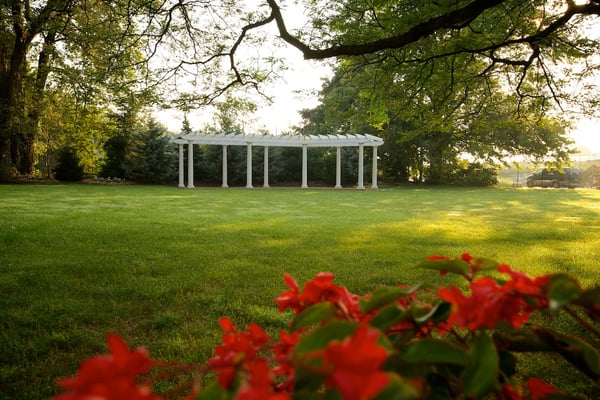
[53, 147, 84, 182]
[56, 253, 600, 399]
[299, 57, 571, 184]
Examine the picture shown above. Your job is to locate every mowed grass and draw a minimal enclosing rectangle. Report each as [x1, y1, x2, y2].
[1, 184, 600, 399]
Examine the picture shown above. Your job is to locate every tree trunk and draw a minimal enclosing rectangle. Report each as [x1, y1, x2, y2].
[0, 13, 27, 181]
[15, 30, 57, 176]
[0, 1, 60, 181]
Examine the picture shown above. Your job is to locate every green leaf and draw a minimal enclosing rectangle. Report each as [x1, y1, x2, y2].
[374, 373, 424, 400]
[417, 259, 469, 276]
[360, 285, 421, 314]
[574, 287, 600, 321]
[399, 339, 467, 366]
[546, 273, 581, 312]
[292, 388, 343, 400]
[462, 332, 499, 398]
[369, 304, 410, 332]
[470, 257, 500, 271]
[294, 320, 358, 355]
[575, 286, 600, 309]
[413, 301, 451, 324]
[290, 302, 338, 332]
[196, 381, 231, 400]
[533, 325, 600, 379]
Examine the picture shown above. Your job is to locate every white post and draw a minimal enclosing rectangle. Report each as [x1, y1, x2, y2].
[222, 145, 228, 188]
[187, 141, 195, 188]
[246, 143, 253, 188]
[357, 144, 364, 190]
[178, 143, 184, 188]
[263, 146, 270, 188]
[335, 146, 342, 189]
[371, 146, 378, 189]
[301, 145, 308, 188]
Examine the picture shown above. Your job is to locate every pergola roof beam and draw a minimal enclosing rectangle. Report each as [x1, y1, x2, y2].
[171, 132, 383, 148]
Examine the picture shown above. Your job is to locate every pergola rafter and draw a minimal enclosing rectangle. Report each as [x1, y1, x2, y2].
[172, 133, 384, 189]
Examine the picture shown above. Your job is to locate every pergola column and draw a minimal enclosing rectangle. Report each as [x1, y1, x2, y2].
[301, 145, 308, 188]
[263, 146, 270, 188]
[222, 145, 228, 188]
[178, 143, 185, 188]
[246, 143, 253, 188]
[371, 146, 378, 189]
[187, 140, 195, 188]
[357, 144, 364, 190]
[335, 147, 342, 189]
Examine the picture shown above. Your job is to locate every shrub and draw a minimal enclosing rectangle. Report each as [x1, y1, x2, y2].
[53, 147, 84, 182]
[100, 134, 128, 179]
[453, 162, 498, 186]
[55, 254, 600, 400]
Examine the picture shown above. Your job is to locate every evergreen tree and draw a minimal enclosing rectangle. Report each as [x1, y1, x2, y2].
[125, 120, 177, 184]
[99, 135, 128, 179]
[54, 147, 84, 182]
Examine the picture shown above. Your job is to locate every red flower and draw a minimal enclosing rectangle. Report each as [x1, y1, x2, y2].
[500, 382, 525, 400]
[497, 265, 550, 309]
[527, 378, 557, 400]
[275, 273, 303, 314]
[55, 334, 158, 400]
[235, 359, 291, 400]
[427, 254, 450, 261]
[272, 330, 301, 391]
[322, 326, 390, 400]
[275, 273, 360, 322]
[438, 263, 551, 330]
[208, 317, 270, 389]
[499, 378, 557, 400]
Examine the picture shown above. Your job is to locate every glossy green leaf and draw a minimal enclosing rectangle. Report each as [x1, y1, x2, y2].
[417, 259, 469, 276]
[290, 302, 338, 332]
[462, 332, 499, 398]
[546, 273, 581, 312]
[400, 339, 467, 366]
[360, 285, 421, 314]
[294, 320, 358, 355]
[413, 301, 451, 324]
[370, 304, 410, 332]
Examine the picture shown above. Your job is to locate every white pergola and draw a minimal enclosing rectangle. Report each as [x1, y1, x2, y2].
[171, 133, 384, 189]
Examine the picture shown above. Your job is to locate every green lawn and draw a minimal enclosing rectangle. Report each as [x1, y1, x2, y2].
[1, 184, 600, 399]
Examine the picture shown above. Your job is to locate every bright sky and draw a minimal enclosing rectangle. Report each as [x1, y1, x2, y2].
[571, 118, 600, 155]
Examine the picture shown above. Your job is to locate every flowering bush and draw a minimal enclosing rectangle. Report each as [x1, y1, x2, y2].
[56, 254, 600, 399]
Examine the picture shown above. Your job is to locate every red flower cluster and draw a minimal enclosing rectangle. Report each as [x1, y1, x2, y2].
[56, 334, 158, 400]
[321, 325, 390, 400]
[271, 331, 301, 390]
[56, 254, 587, 400]
[275, 272, 360, 318]
[208, 317, 271, 389]
[501, 378, 557, 400]
[235, 359, 290, 400]
[439, 264, 550, 330]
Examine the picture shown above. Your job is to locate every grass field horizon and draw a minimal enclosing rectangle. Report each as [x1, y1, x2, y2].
[1, 184, 600, 398]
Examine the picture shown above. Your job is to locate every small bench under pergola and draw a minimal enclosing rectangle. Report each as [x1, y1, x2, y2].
[172, 133, 384, 189]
